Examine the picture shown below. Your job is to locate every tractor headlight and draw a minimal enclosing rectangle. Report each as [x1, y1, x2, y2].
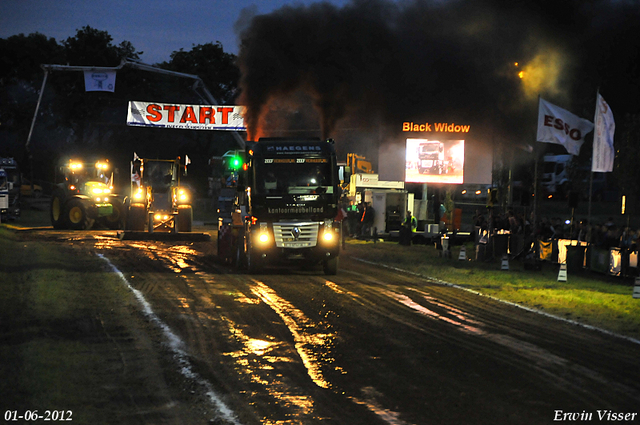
[177, 188, 189, 203]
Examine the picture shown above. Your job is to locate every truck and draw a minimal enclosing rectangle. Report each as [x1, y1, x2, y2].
[218, 138, 342, 275]
[541, 154, 571, 198]
[50, 159, 123, 230]
[418, 141, 446, 174]
[0, 158, 21, 220]
[124, 156, 193, 234]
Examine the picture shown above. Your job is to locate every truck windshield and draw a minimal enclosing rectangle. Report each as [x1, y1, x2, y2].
[255, 159, 333, 195]
[421, 144, 440, 153]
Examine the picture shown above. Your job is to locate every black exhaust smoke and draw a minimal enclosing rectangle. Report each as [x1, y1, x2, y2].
[236, 0, 639, 145]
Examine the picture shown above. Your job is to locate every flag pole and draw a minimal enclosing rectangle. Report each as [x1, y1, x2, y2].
[533, 95, 540, 225]
[588, 88, 600, 227]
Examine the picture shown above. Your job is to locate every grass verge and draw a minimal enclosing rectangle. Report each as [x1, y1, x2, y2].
[343, 238, 640, 340]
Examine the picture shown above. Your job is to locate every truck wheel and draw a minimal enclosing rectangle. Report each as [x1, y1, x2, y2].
[66, 198, 94, 230]
[127, 205, 146, 231]
[246, 246, 263, 274]
[234, 230, 246, 270]
[50, 189, 67, 229]
[177, 206, 193, 232]
[104, 200, 125, 230]
[323, 256, 339, 275]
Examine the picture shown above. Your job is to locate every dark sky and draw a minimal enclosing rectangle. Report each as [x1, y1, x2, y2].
[236, 0, 640, 149]
[0, 0, 351, 64]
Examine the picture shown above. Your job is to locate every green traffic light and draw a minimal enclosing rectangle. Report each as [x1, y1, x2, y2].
[231, 157, 241, 169]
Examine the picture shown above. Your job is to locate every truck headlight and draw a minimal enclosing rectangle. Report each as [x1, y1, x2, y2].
[259, 233, 269, 243]
[323, 231, 334, 242]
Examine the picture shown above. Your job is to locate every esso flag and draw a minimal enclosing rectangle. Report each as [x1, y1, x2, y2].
[537, 98, 593, 156]
[127, 101, 246, 131]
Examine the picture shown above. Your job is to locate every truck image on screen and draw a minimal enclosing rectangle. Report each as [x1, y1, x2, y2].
[418, 141, 445, 175]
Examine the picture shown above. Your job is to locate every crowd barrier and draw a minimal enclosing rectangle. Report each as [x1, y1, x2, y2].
[473, 227, 638, 277]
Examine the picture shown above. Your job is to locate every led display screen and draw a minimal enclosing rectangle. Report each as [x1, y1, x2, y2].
[405, 138, 465, 184]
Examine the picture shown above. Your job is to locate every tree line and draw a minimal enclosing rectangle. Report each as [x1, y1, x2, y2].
[0, 26, 242, 194]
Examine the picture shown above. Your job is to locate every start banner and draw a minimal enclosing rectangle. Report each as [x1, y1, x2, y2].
[127, 101, 246, 131]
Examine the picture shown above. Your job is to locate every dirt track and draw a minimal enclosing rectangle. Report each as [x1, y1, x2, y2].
[16, 227, 640, 424]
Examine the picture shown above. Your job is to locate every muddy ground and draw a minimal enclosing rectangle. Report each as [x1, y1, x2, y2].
[3, 226, 640, 425]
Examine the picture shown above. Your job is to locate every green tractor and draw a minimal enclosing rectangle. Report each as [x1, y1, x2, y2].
[50, 159, 125, 230]
[125, 156, 193, 233]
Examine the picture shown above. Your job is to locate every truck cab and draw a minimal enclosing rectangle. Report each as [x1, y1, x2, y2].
[418, 141, 445, 174]
[221, 138, 342, 274]
[0, 158, 21, 219]
[541, 154, 572, 197]
[0, 169, 10, 218]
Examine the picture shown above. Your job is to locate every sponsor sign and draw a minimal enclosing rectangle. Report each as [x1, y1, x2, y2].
[84, 70, 116, 92]
[536, 98, 593, 155]
[127, 101, 246, 130]
[402, 122, 471, 133]
[592, 93, 615, 172]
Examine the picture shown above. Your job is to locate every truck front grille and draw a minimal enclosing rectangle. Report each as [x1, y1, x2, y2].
[273, 222, 319, 248]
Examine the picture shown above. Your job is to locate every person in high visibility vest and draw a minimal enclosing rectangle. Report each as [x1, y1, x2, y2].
[406, 211, 418, 232]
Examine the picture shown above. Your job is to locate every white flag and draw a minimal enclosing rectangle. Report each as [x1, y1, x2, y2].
[84, 70, 116, 92]
[592, 93, 615, 172]
[536, 98, 594, 156]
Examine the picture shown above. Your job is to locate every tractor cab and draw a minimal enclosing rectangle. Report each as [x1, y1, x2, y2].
[50, 159, 123, 230]
[126, 156, 192, 233]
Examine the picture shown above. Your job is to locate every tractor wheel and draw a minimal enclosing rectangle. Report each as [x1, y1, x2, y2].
[127, 205, 146, 231]
[66, 198, 94, 230]
[323, 256, 339, 275]
[50, 189, 67, 229]
[104, 200, 125, 230]
[177, 206, 193, 232]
